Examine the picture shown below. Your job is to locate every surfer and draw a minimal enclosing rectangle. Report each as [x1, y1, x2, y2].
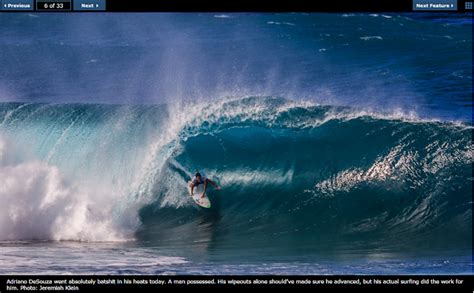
[189, 172, 220, 198]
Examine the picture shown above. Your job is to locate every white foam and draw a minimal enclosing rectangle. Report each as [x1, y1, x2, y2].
[171, 96, 471, 134]
[0, 245, 188, 274]
[213, 14, 232, 18]
[0, 134, 135, 242]
[267, 21, 294, 26]
[360, 36, 383, 41]
[219, 168, 294, 186]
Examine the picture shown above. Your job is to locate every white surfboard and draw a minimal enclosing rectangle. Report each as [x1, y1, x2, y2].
[188, 181, 211, 208]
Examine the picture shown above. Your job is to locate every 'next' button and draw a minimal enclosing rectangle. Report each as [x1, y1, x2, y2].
[73, 0, 105, 11]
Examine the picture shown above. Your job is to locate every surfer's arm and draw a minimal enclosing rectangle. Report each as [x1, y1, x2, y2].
[206, 178, 220, 190]
[190, 184, 195, 196]
[202, 180, 208, 196]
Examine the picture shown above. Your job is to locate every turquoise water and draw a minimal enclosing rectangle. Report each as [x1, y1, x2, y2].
[0, 97, 471, 274]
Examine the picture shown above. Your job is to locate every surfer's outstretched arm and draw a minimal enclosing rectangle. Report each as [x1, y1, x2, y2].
[206, 179, 220, 190]
[190, 184, 195, 196]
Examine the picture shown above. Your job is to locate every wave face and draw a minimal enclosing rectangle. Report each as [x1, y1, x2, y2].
[0, 97, 471, 254]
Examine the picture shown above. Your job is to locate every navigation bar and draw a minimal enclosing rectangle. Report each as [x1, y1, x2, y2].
[0, 0, 472, 12]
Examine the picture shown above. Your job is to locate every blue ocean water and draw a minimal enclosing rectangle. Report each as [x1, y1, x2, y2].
[0, 13, 472, 274]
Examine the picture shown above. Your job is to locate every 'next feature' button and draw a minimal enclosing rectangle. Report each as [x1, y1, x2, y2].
[413, 0, 457, 10]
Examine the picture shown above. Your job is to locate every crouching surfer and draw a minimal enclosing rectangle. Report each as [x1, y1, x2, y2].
[189, 172, 220, 198]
